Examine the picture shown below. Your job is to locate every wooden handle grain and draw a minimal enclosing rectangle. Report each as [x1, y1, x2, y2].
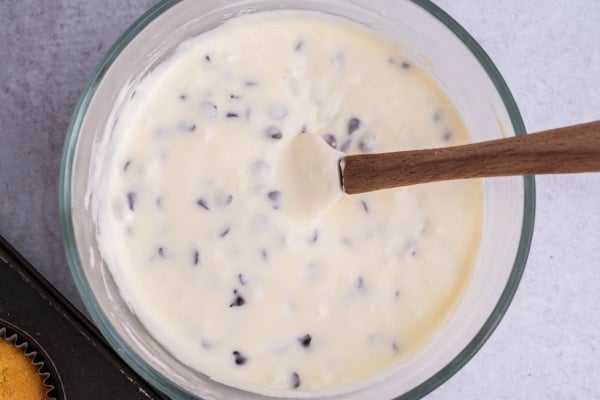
[341, 120, 600, 194]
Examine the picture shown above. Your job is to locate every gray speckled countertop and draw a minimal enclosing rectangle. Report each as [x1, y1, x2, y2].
[1, 1, 599, 399]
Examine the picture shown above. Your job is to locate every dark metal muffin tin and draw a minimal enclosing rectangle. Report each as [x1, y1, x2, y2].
[0, 235, 169, 400]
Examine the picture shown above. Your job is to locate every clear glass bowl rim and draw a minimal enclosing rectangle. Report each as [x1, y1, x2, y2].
[58, 1, 536, 399]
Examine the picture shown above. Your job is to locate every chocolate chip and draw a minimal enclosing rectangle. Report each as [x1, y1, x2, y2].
[219, 226, 231, 238]
[347, 117, 361, 135]
[266, 126, 283, 140]
[179, 93, 188, 101]
[340, 139, 352, 152]
[267, 190, 283, 210]
[230, 94, 242, 100]
[123, 160, 132, 172]
[200, 101, 217, 119]
[441, 131, 453, 142]
[179, 122, 196, 133]
[230, 290, 245, 307]
[392, 341, 400, 352]
[245, 80, 259, 87]
[193, 250, 200, 266]
[433, 111, 441, 122]
[238, 273, 247, 286]
[226, 112, 239, 118]
[291, 372, 301, 389]
[295, 40, 304, 52]
[196, 198, 210, 210]
[156, 196, 163, 209]
[388, 58, 412, 70]
[232, 350, 247, 365]
[357, 276, 365, 290]
[126, 192, 137, 211]
[201, 339, 213, 349]
[322, 133, 337, 149]
[261, 248, 269, 262]
[224, 194, 233, 205]
[360, 200, 369, 213]
[310, 229, 319, 244]
[157, 247, 167, 258]
[358, 133, 376, 152]
[299, 125, 307, 134]
[204, 54, 211, 63]
[298, 334, 312, 348]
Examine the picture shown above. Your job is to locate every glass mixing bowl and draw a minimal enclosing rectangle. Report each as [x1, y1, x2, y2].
[59, 1, 535, 399]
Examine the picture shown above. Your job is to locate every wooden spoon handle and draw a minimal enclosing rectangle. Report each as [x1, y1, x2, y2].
[341, 120, 600, 194]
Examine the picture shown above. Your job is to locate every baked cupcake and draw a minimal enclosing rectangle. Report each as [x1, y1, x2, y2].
[0, 333, 52, 400]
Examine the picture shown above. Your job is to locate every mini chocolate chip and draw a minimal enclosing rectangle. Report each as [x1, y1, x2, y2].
[388, 58, 411, 70]
[295, 40, 304, 52]
[360, 200, 369, 213]
[179, 93, 188, 100]
[224, 194, 233, 205]
[196, 198, 210, 210]
[230, 290, 245, 307]
[158, 247, 167, 258]
[322, 133, 337, 149]
[200, 101, 217, 119]
[126, 192, 136, 211]
[193, 250, 200, 266]
[347, 117, 361, 135]
[179, 122, 196, 133]
[433, 111, 441, 122]
[358, 133, 376, 152]
[123, 160, 132, 172]
[392, 341, 400, 352]
[201, 339, 213, 349]
[220, 226, 231, 238]
[226, 112, 239, 118]
[441, 131, 453, 142]
[238, 273, 247, 286]
[299, 125, 307, 134]
[310, 229, 319, 244]
[340, 139, 352, 152]
[245, 80, 258, 87]
[298, 334, 312, 348]
[267, 190, 283, 210]
[232, 350, 247, 365]
[230, 94, 242, 100]
[357, 276, 365, 290]
[156, 196, 163, 209]
[394, 290, 401, 299]
[204, 54, 211, 63]
[291, 372, 301, 389]
[261, 248, 269, 262]
[266, 126, 283, 140]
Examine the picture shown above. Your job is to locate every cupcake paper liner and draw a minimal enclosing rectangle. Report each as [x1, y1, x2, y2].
[0, 324, 58, 400]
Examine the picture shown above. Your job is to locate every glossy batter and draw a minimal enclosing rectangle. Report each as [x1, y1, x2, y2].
[93, 11, 482, 393]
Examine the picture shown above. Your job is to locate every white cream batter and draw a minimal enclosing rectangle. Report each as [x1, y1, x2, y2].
[93, 11, 482, 394]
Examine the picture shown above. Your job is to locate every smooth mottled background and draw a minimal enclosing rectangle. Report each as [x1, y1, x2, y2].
[0, 1, 599, 399]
